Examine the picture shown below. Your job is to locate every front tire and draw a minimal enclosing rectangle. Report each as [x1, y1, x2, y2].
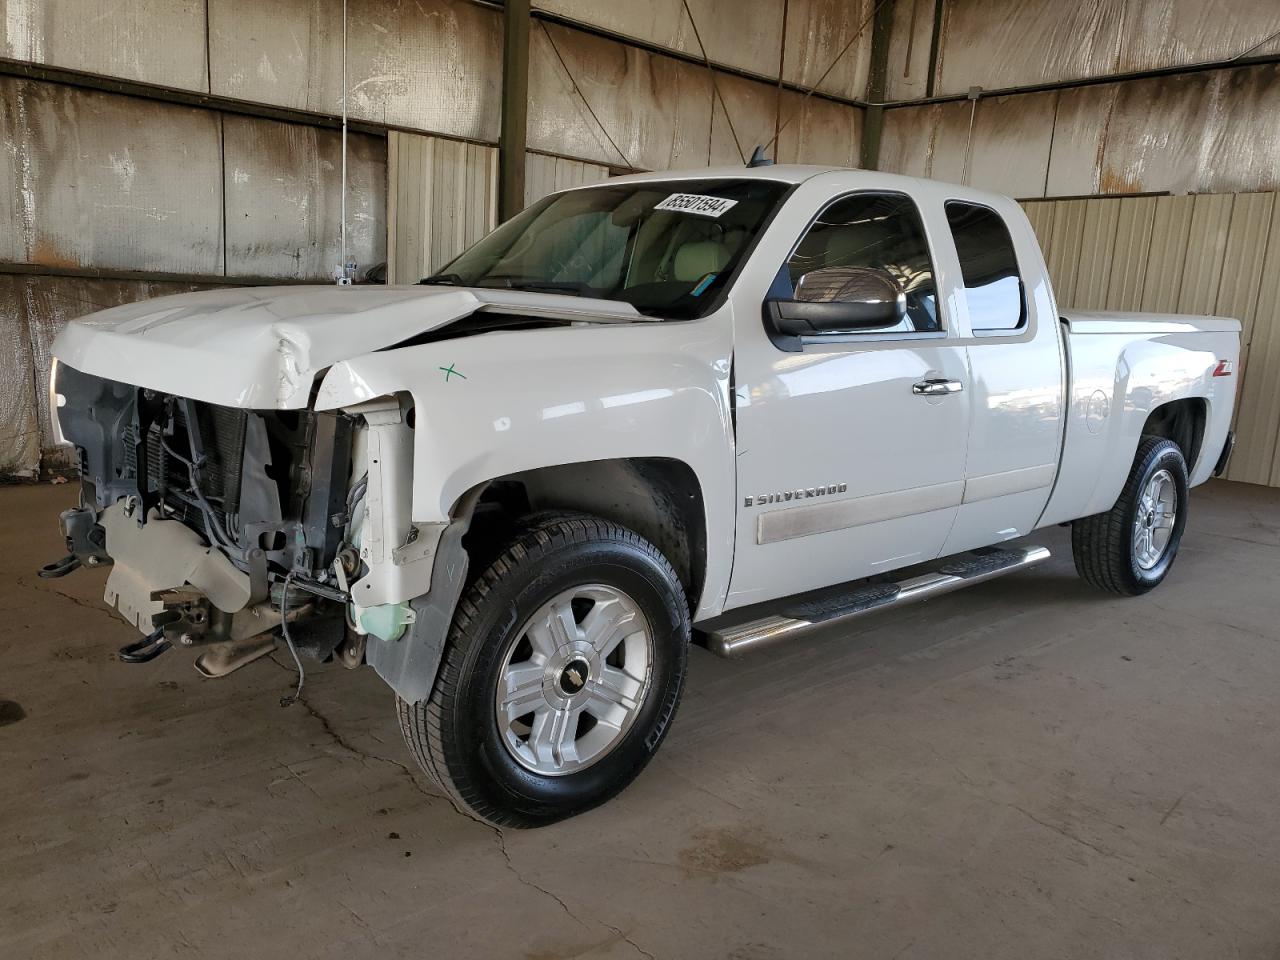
[1071, 436, 1189, 596]
[398, 515, 689, 827]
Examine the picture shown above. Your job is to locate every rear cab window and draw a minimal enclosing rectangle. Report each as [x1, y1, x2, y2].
[944, 201, 1026, 334]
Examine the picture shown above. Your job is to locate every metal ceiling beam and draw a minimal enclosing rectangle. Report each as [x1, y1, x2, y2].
[499, 0, 530, 222]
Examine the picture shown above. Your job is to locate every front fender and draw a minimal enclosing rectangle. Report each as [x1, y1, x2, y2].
[315, 316, 736, 619]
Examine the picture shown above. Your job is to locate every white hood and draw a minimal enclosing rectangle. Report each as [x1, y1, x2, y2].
[52, 284, 646, 409]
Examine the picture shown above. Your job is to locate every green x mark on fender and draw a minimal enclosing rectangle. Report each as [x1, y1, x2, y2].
[438, 363, 467, 382]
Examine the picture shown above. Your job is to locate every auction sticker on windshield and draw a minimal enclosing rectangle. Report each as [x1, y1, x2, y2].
[654, 193, 739, 217]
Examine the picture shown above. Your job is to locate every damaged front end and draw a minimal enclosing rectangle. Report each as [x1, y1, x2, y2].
[46, 362, 363, 675]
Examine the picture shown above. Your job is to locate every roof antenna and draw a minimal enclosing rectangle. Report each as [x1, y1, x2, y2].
[747, 144, 774, 168]
[335, 0, 354, 285]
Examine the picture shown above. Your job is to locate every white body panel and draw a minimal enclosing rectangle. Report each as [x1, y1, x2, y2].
[724, 171, 974, 608]
[941, 194, 1066, 555]
[1039, 312, 1240, 526]
[52, 284, 646, 409]
[313, 313, 737, 621]
[50, 164, 1241, 629]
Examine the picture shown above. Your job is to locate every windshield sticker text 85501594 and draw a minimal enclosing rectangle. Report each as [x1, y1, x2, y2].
[654, 193, 738, 218]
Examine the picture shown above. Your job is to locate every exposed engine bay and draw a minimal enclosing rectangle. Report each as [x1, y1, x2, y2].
[48, 362, 372, 676]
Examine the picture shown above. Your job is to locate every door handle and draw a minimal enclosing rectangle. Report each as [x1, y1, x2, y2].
[912, 378, 964, 396]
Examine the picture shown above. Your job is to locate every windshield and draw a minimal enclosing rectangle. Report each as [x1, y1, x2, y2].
[426, 178, 790, 318]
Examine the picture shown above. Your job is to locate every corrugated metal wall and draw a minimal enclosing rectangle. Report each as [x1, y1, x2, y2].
[1021, 192, 1280, 487]
[524, 153, 611, 206]
[386, 132, 498, 283]
[387, 147, 612, 283]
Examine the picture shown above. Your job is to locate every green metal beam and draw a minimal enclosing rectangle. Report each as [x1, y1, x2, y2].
[499, 0, 530, 222]
[859, 0, 895, 170]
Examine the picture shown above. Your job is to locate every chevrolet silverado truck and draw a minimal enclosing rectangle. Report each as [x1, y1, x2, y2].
[43, 165, 1240, 827]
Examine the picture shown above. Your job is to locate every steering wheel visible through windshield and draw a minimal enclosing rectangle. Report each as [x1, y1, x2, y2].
[424, 178, 790, 319]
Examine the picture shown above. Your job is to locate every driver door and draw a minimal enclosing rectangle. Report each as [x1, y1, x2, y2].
[726, 190, 971, 610]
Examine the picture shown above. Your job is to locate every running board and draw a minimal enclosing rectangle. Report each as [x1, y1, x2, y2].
[705, 545, 1051, 659]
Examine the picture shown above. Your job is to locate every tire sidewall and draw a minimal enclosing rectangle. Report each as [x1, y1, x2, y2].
[1124, 440, 1189, 590]
[447, 533, 687, 821]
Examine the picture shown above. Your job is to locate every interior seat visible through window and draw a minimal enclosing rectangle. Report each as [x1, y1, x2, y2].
[779, 192, 941, 334]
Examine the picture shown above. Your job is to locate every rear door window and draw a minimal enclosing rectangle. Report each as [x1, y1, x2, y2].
[944, 201, 1025, 333]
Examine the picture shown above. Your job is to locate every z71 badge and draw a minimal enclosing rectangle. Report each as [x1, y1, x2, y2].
[745, 483, 847, 508]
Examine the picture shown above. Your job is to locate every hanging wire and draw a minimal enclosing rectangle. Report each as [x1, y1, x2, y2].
[338, 0, 349, 283]
[763, 0, 892, 157]
[680, 0, 745, 165]
[539, 21, 635, 170]
[278, 571, 305, 707]
[1230, 26, 1280, 61]
[960, 95, 978, 185]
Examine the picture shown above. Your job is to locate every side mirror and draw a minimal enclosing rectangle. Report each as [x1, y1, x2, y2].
[766, 266, 907, 336]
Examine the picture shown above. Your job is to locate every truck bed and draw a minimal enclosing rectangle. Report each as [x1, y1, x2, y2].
[1061, 309, 1241, 335]
[1038, 309, 1241, 527]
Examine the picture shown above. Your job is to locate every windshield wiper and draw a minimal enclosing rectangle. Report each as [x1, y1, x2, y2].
[475, 275, 593, 296]
[420, 272, 465, 286]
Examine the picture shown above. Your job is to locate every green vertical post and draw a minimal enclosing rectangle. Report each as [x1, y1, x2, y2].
[859, 0, 895, 170]
[500, 0, 530, 222]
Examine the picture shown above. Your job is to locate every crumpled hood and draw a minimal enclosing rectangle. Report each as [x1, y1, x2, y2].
[52, 284, 644, 408]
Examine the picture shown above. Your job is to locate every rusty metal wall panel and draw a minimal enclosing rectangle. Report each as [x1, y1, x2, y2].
[925, 0, 1280, 97]
[710, 72, 780, 167]
[1175, 194, 1234, 315]
[1072, 199, 1122, 310]
[387, 131, 497, 283]
[209, 0, 503, 143]
[1227, 197, 1280, 485]
[0, 0, 209, 90]
[0, 275, 40, 477]
[528, 22, 714, 171]
[964, 92, 1055, 198]
[1046, 64, 1280, 197]
[223, 116, 386, 280]
[775, 90, 862, 167]
[878, 101, 969, 183]
[524, 152, 609, 206]
[532, 0, 784, 81]
[884, 0, 933, 102]
[782, 0, 874, 101]
[1044, 199, 1087, 306]
[0, 78, 224, 274]
[1116, 0, 1280, 75]
[1041, 82, 1112, 198]
[1140, 196, 1195, 313]
[932, 0, 1125, 96]
[1105, 196, 1157, 310]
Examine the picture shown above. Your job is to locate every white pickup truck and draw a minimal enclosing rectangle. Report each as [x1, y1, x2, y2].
[45, 165, 1239, 826]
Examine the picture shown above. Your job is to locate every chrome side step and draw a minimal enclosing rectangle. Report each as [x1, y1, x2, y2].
[705, 545, 1051, 659]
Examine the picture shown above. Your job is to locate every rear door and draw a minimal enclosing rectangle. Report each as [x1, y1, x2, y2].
[726, 187, 971, 610]
[938, 199, 1065, 555]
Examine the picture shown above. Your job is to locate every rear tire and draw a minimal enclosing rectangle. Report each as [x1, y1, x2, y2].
[397, 515, 689, 828]
[1071, 436, 1189, 596]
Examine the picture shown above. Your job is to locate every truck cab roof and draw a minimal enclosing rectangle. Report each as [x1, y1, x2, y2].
[587, 163, 1018, 210]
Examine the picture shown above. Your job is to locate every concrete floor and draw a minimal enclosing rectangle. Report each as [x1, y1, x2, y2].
[3, 480, 1280, 959]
